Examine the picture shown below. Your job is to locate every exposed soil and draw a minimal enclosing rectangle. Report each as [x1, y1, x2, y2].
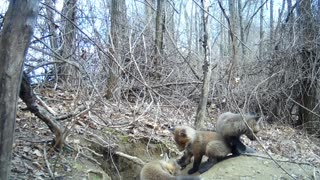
[200, 155, 318, 180]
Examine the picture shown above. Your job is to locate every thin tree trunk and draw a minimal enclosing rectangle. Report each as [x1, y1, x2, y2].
[195, 0, 213, 129]
[59, 0, 77, 86]
[45, 0, 59, 52]
[228, 0, 237, 84]
[195, 7, 200, 53]
[166, 1, 175, 41]
[188, 2, 194, 50]
[238, 0, 246, 61]
[220, 10, 225, 59]
[228, 0, 236, 57]
[44, 0, 59, 86]
[145, 0, 155, 29]
[297, 0, 318, 134]
[155, 0, 165, 56]
[218, 0, 238, 86]
[270, 0, 274, 50]
[0, 1, 39, 178]
[259, 0, 264, 58]
[287, 0, 294, 43]
[106, 0, 127, 100]
[274, 0, 285, 44]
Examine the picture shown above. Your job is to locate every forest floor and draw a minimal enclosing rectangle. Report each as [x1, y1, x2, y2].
[9, 90, 320, 179]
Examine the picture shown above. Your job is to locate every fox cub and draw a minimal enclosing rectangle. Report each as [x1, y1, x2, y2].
[170, 126, 231, 174]
[140, 154, 201, 180]
[216, 112, 261, 155]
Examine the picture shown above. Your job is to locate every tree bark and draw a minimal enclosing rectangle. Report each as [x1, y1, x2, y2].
[238, 0, 246, 61]
[218, 0, 238, 86]
[269, 0, 274, 50]
[194, 0, 213, 129]
[144, 0, 155, 37]
[105, 0, 127, 100]
[0, 0, 39, 179]
[195, 7, 200, 53]
[44, 0, 59, 86]
[59, 0, 78, 86]
[287, 0, 294, 43]
[155, 0, 165, 56]
[259, 0, 264, 58]
[297, 0, 318, 134]
[45, 0, 59, 52]
[228, 0, 237, 63]
[219, 7, 225, 59]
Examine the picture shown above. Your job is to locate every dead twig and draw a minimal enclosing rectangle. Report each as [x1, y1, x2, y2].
[150, 81, 202, 89]
[36, 95, 57, 116]
[56, 105, 88, 121]
[114, 151, 146, 166]
[43, 143, 54, 179]
[74, 144, 102, 166]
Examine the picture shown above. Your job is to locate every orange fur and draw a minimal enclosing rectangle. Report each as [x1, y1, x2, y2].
[170, 126, 231, 174]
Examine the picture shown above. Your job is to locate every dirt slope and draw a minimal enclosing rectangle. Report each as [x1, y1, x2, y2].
[198, 155, 319, 180]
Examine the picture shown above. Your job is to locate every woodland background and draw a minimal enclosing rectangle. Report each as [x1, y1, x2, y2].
[0, 0, 319, 179]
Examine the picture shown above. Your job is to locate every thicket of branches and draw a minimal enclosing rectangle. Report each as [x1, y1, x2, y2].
[1, 0, 319, 135]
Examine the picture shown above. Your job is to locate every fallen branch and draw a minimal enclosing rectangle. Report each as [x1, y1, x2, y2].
[43, 143, 54, 179]
[20, 71, 63, 149]
[114, 151, 146, 166]
[150, 81, 203, 89]
[56, 105, 88, 121]
[36, 95, 56, 116]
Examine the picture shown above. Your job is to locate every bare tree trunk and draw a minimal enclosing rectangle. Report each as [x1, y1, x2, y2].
[228, 0, 236, 57]
[195, 7, 200, 53]
[238, 0, 246, 61]
[0, 0, 39, 178]
[45, 0, 59, 52]
[259, 0, 264, 58]
[287, 0, 294, 43]
[188, 2, 194, 50]
[195, 0, 213, 129]
[44, 0, 59, 86]
[269, 0, 274, 50]
[297, 0, 318, 134]
[218, 0, 238, 85]
[59, 0, 78, 86]
[166, 1, 175, 41]
[106, 0, 127, 100]
[145, 0, 155, 38]
[274, 0, 286, 43]
[318, 0, 320, 24]
[219, 10, 225, 59]
[154, 0, 165, 57]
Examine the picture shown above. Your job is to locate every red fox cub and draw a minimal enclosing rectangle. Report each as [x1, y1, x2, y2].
[140, 154, 201, 180]
[216, 112, 261, 155]
[169, 126, 231, 174]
